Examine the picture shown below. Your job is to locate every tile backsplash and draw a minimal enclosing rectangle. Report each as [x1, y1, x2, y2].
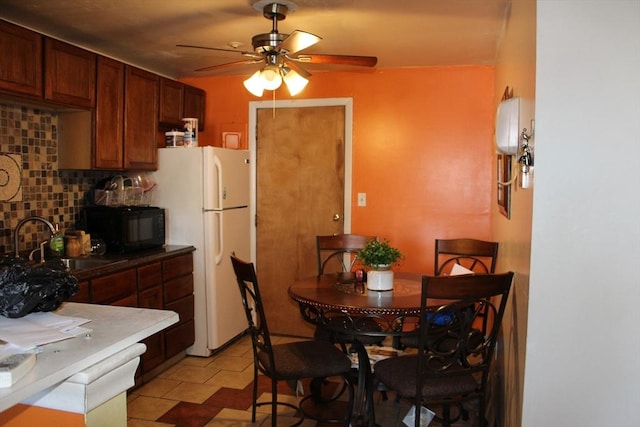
[0, 103, 111, 256]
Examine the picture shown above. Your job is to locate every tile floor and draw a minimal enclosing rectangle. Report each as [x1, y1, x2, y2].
[126, 335, 474, 426]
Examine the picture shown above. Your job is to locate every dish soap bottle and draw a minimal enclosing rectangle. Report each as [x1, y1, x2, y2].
[49, 224, 64, 257]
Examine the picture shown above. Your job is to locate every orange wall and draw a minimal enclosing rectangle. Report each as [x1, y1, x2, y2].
[181, 66, 494, 273]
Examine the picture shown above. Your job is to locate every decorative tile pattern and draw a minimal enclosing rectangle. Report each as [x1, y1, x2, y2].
[0, 102, 113, 255]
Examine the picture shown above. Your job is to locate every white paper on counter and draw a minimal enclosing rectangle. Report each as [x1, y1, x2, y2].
[0, 312, 91, 349]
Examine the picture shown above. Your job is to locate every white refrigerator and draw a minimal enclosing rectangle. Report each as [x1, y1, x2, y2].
[153, 147, 251, 356]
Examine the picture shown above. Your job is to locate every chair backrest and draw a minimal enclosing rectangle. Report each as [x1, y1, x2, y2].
[230, 255, 275, 372]
[316, 234, 378, 275]
[415, 272, 514, 405]
[434, 238, 499, 275]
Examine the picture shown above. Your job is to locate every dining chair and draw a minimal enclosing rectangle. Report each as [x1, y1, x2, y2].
[434, 238, 499, 275]
[316, 233, 378, 275]
[314, 234, 385, 347]
[374, 272, 514, 427]
[315, 234, 390, 402]
[397, 238, 499, 351]
[230, 254, 354, 426]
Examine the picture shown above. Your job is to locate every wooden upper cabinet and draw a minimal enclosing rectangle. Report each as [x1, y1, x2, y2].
[0, 20, 43, 98]
[95, 56, 125, 170]
[44, 38, 96, 108]
[159, 77, 184, 128]
[124, 66, 159, 170]
[183, 85, 205, 131]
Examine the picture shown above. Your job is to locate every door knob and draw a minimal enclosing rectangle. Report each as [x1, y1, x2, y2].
[333, 214, 341, 221]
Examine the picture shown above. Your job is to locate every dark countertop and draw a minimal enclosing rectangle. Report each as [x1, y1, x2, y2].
[70, 245, 195, 281]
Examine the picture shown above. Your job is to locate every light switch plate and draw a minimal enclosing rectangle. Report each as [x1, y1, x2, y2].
[357, 193, 366, 207]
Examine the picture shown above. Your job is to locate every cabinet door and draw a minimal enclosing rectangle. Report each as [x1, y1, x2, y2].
[95, 56, 125, 169]
[124, 66, 159, 170]
[183, 85, 205, 131]
[165, 319, 195, 359]
[159, 78, 184, 128]
[0, 20, 42, 98]
[140, 333, 164, 373]
[44, 38, 96, 108]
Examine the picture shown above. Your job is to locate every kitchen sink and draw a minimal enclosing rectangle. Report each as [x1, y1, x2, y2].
[61, 258, 126, 271]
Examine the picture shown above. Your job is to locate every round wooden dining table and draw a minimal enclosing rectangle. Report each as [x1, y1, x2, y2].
[288, 271, 424, 427]
[289, 271, 423, 313]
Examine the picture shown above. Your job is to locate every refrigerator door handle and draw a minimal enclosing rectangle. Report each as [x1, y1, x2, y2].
[213, 155, 223, 210]
[214, 211, 224, 265]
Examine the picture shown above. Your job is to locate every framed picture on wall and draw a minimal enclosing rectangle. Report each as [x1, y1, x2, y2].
[497, 154, 512, 219]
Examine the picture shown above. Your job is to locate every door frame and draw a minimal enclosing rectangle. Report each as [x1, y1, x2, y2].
[248, 97, 353, 262]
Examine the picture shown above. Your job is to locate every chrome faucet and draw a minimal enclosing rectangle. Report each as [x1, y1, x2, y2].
[13, 216, 57, 258]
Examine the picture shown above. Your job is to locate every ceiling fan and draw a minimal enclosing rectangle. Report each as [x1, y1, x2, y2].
[177, 1, 378, 96]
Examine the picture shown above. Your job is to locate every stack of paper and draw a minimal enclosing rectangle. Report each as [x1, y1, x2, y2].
[0, 312, 91, 351]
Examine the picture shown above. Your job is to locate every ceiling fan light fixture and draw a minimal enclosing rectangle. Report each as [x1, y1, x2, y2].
[243, 70, 265, 96]
[282, 68, 309, 96]
[259, 64, 283, 90]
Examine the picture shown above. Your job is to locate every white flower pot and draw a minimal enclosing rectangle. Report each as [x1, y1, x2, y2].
[367, 266, 394, 291]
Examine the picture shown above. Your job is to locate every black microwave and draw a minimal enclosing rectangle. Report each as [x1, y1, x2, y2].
[83, 206, 165, 254]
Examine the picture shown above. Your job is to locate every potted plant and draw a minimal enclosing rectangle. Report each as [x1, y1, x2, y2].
[356, 239, 403, 291]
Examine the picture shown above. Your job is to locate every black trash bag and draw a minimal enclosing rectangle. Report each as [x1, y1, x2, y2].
[0, 257, 79, 318]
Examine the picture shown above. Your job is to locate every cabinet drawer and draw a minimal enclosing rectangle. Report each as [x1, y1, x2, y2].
[138, 262, 162, 291]
[165, 294, 195, 325]
[164, 319, 195, 358]
[91, 269, 137, 304]
[163, 253, 193, 281]
[164, 275, 193, 303]
[68, 281, 90, 303]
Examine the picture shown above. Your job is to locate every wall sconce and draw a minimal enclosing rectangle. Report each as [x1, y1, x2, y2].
[518, 128, 534, 189]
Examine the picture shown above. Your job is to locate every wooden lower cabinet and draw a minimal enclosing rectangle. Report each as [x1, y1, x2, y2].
[69, 251, 194, 385]
[137, 262, 164, 373]
[162, 253, 195, 359]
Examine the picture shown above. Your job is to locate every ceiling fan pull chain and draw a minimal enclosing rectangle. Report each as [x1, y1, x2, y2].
[272, 91, 277, 118]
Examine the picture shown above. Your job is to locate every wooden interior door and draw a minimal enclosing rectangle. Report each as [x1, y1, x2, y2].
[256, 106, 345, 337]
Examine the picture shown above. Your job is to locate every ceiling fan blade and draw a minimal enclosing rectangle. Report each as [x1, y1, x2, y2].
[177, 44, 262, 60]
[277, 30, 321, 55]
[284, 60, 311, 78]
[195, 59, 263, 73]
[291, 54, 378, 67]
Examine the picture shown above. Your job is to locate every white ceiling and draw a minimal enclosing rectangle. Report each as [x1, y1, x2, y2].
[0, 0, 510, 79]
